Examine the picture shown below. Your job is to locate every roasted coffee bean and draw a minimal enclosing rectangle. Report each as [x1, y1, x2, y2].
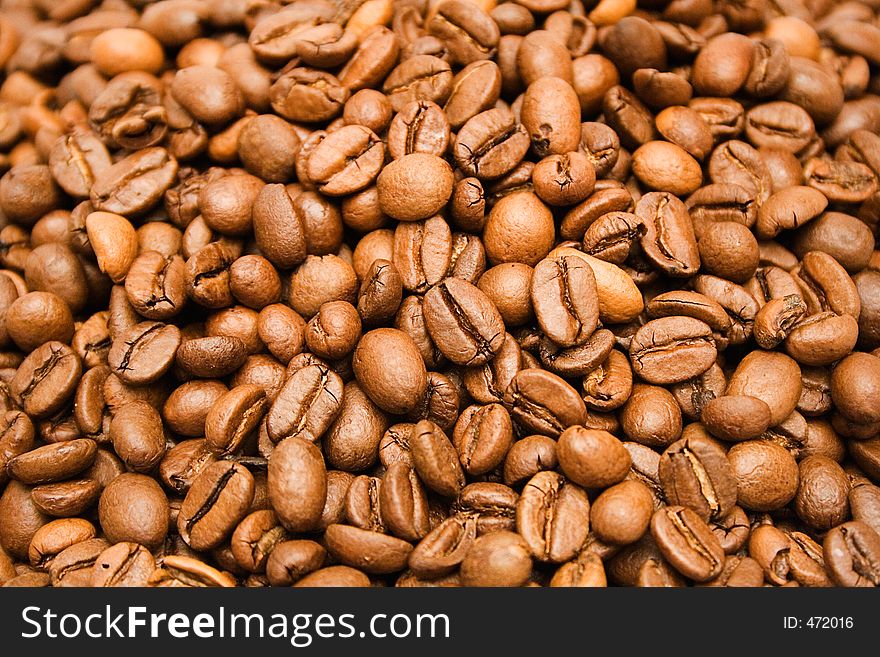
[410, 420, 465, 498]
[408, 513, 477, 579]
[454, 108, 530, 181]
[11, 341, 81, 419]
[504, 369, 587, 437]
[7, 439, 96, 486]
[266, 363, 344, 444]
[659, 434, 737, 521]
[380, 461, 430, 541]
[452, 403, 513, 476]
[178, 461, 255, 551]
[98, 474, 168, 549]
[268, 437, 327, 533]
[629, 317, 716, 385]
[148, 555, 236, 588]
[823, 521, 880, 587]
[91, 542, 156, 587]
[726, 351, 802, 426]
[31, 479, 101, 519]
[531, 254, 599, 348]
[109, 401, 165, 472]
[90, 148, 178, 217]
[459, 530, 532, 587]
[49, 538, 111, 587]
[517, 471, 590, 564]
[205, 384, 267, 456]
[728, 440, 800, 512]
[650, 506, 725, 582]
[636, 192, 700, 277]
[324, 524, 413, 575]
[353, 328, 427, 415]
[701, 395, 772, 442]
[558, 426, 631, 489]
[423, 277, 505, 366]
[108, 321, 181, 385]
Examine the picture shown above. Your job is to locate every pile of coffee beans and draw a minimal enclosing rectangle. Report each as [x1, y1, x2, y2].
[0, 0, 879, 588]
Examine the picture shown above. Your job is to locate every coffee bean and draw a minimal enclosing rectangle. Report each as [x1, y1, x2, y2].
[148, 555, 236, 588]
[659, 434, 737, 521]
[823, 521, 880, 587]
[558, 426, 631, 489]
[268, 437, 327, 533]
[108, 321, 181, 385]
[405, 420, 463, 500]
[452, 403, 513, 476]
[701, 395, 773, 441]
[650, 505, 725, 582]
[459, 530, 532, 587]
[517, 471, 590, 563]
[629, 317, 716, 385]
[98, 473, 168, 549]
[728, 440, 800, 511]
[353, 328, 427, 414]
[266, 363, 344, 444]
[110, 401, 166, 472]
[504, 369, 587, 437]
[423, 277, 505, 366]
[324, 524, 413, 575]
[90, 148, 178, 217]
[178, 461, 255, 551]
[408, 513, 477, 579]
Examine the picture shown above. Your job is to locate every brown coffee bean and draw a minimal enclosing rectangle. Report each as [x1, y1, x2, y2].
[650, 505, 725, 582]
[380, 461, 430, 542]
[108, 321, 181, 386]
[90, 147, 178, 217]
[408, 513, 477, 579]
[90, 542, 155, 587]
[98, 473, 168, 549]
[823, 521, 880, 587]
[558, 426, 631, 489]
[410, 420, 465, 498]
[266, 540, 327, 586]
[454, 108, 530, 181]
[794, 455, 850, 531]
[268, 437, 327, 533]
[324, 524, 413, 575]
[452, 403, 513, 476]
[531, 254, 599, 348]
[590, 480, 654, 546]
[49, 538, 111, 588]
[701, 395, 772, 441]
[633, 142, 702, 196]
[110, 400, 166, 473]
[353, 328, 427, 414]
[377, 153, 453, 222]
[266, 363, 344, 444]
[423, 277, 505, 366]
[517, 471, 590, 563]
[726, 350, 802, 426]
[636, 192, 700, 277]
[147, 555, 236, 588]
[659, 434, 737, 521]
[205, 384, 267, 456]
[178, 461, 255, 551]
[7, 439, 96, 486]
[629, 317, 716, 385]
[728, 440, 800, 511]
[460, 530, 532, 587]
[504, 368, 587, 437]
